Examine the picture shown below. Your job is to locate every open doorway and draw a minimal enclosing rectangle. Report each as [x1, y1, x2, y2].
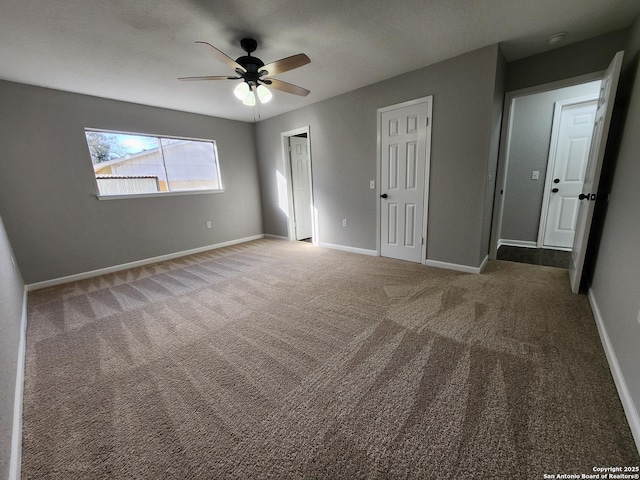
[281, 126, 317, 244]
[490, 76, 602, 268]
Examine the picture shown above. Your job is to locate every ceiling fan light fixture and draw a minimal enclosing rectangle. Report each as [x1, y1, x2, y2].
[242, 89, 256, 106]
[256, 84, 272, 104]
[233, 81, 251, 100]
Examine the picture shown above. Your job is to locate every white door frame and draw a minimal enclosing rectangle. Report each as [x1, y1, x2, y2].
[376, 96, 433, 263]
[536, 95, 599, 250]
[489, 71, 604, 260]
[281, 126, 317, 245]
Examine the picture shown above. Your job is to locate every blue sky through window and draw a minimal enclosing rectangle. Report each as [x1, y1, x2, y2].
[115, 133, 159, 155]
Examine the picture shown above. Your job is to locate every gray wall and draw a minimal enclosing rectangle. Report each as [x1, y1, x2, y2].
[256, 45, 502, 268]
[0, 216, 24, 480]
[590, 13, 640, 439]
[506, 28, 629, 92]
[0, 81, 263, 284]
[501, 81, 601, 243]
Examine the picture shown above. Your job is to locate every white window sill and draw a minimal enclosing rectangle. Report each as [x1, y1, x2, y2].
[97, 189, 225, 201]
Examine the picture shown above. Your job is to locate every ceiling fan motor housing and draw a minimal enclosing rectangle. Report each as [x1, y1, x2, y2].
[236, 56, 265, 72]
[236, 39, 266, 86]
[240, 38, 258, 54]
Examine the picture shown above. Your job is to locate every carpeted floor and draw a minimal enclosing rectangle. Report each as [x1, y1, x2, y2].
[22, 239, 639, 479]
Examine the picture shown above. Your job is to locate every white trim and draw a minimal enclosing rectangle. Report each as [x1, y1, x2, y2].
[85, 127, 217, 144]
[507, 71, 604, 99]
[26, 234, 264, 291]
[490, 95, 516, 260]
[318, 242, 377, 257]
[499, 239, 538, 249]
[537, 95, 599, 249]
[588, 289, 640, 454]
[263, 234, 289, 241]
[378, 97, 433, 112]
[9, 288, 28, 480]
[490, 71, 606, 261]
[422, 101, 433, 264]
[97, 188, 224, 201]
[547, 245, 572, 252]
[424, 258, 485, 274]
[376, 96, 433, 262]
[478, 254, 489, 273]
[376, 111, 381, 256]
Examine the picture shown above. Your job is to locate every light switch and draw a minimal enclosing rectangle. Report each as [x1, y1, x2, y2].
[531, 171, 540, 180]
[370, 180, 375, 189]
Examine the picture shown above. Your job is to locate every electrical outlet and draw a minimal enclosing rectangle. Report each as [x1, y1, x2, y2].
[206, 221, 212, 229]
[370, 180, 375, 189]
[342, 219, 347, 227]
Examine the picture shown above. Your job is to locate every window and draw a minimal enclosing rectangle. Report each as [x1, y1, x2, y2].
[84, 129, 223, 197]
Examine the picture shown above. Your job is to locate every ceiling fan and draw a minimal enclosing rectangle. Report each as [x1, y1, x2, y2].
[179, 38, 310, 105]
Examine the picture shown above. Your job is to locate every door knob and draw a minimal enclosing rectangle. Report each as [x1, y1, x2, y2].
[380, 193, 388, 199]
[553, 178, 560, 184]
[552, 188, 559, 193]
[578, 193, 590, 200]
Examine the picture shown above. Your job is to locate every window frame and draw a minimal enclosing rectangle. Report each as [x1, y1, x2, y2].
[84, 128, 224, 200]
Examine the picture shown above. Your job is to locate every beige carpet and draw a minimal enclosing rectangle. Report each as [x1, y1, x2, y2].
[22, 239, 639, 479]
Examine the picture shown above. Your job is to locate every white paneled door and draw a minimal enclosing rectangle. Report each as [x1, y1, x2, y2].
[380, 100, 430, 263]
[569, 51, 623, 293]
[542, 100, 597, 249]
[289, 136, 313, 240]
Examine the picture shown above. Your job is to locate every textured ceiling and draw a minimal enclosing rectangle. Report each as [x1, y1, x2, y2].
[1, 0, 639, 123]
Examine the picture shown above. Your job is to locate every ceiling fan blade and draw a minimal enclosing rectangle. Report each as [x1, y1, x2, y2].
[195, 41, 245, 72]
[265, 78, 310, 96]
[178, 75, 238, 81]
[261, 54, 310, 75]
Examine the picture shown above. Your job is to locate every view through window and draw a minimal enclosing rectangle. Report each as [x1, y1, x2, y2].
[84, 129, 222, 196]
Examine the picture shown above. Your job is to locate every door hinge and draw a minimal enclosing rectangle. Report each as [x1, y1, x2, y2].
[422, 237, 425, 245]
[426, 117, 430, 127]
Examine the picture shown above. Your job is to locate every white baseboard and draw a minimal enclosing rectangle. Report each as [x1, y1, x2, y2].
[263, 234, 289, 241]
[498, 239, 538, 249]
[318, 242, 377, 257]
[424, 258, 484, 274]
[9, 288, 27, 480]
[588, 289, 640, 454]
[26, 234, 265, 291]
[545, 245, 572, 252]
[478, 254, 489, 273]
